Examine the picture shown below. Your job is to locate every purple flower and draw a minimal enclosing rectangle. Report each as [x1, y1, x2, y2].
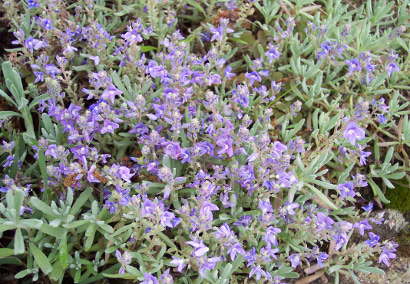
[227, 242, 245, 261]
[101, 119, 119, 134]
[27, 0, 39, 9]
[24, 37, 44, 53]
[199, 257, 221, 279]
[345, 58, 362, 75]
[352, 173, 368, 187]
[384, 241, 399, 252]
[244, 71, 262, 86]
[129, 122, 148, 135]
[386, 62, 400, 77]
[379, 249, 396, 266]
[199, 201, 219, 223]
[249, 265, 267, 281]
[163, 141, 182, 160]
[233, 215, 252, 227]
[334, 233, 348, 251]
[224, 66, 235, 79]
[359, 149, 371, 165]
[317, 252, 328, 267]
[44, 64, 61, 78]
[338, 181, 355, 199]
[151, 103, 167, 119]
[102, 84, 122, 104]
[378, 114, 386, 124]
[316, 212, 334, 231]
[186, 236, 209, 257]
[216, 137, 234, 157]
[160, 268, 174, 284]
[116, 250, 132, 274]
[289, 253, 300, 268]
[233, 84, 250, 108]
[220, 191, 235, 208]
[244, 247, 256, 267]
[41, 19, 55, 30]
[105, 201, 116, 214]
[258, 200, 273, 214]
[33, 71, 44, 83]
[62, 45, 78, 55]
[209, 19, 233, 42]
[263, 226, 281, 246]
[87, 165, 101, 183]
[141, 199, 157, 217]
[195, 142, 215, 156]
[214, 223, 235, 239]
[160, 211, 181, 228]
[370, 211, 385, 225]
[282, 202, 299, 216]
[265, 43, 280, 63]
[45, 144, 59, 159]
[141, 273, 159, 284]
[365, 232, 380, 247]
[210, 26, 225, 42]
[343, 121, 366, 145]
[353, 219, 372, 236]
[362, 202, 373, 212]
[179, 149, 191, 164]
[170, 257, 186, 272]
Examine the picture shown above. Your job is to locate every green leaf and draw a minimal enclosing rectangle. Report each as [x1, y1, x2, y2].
[304, 182, 338, 210]
[220, 263, 232, 280]
[14, 228, 25, 255]
[15, 269, 29, 279]
[0, 111, 22, 119]
[0, 224, 17, 233]
[59, 236, 69, 268]
[229, 38, 249, 45]
[0, 89, 18, 107]
[3, 61, 24, 104]
[19, 219, 43, 229]
[70, 188, 93, 216]
[367, 178, 390, 203]
[38, 223, 65, 238]
[355, 266, 385, 275]
[63, 220, 89, 229]
[158, 232, 177, 250]
[185, 0, 206, 16]
[50, 259, 64, 281]
[30, 197, 61, 219]
[140, 46, 157, 52]
[0, 248, 15, 258]
[230, 254, 244, 274]
[29, 242, 52, 275]
[103, 273, 135, 279]
[349, 269, 362, 284]
[124, 265, 143, 277]
[84, 224, 97, 251]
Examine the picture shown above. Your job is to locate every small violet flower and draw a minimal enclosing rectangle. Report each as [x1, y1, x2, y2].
[345, 58, 362, 75]
[385, 62, 400, 77]
[170, 257, 186, 272]
[378, 249, 396, 267]
[364, 232, 380, 248]
[353, 219, 372, 236]
[343, 121, 366, 145]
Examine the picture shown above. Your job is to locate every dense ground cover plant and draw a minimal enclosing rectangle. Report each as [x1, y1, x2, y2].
[0, 0, 410, 283]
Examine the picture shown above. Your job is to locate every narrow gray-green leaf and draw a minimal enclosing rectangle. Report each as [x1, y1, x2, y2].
[29, 242, 52, 275]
